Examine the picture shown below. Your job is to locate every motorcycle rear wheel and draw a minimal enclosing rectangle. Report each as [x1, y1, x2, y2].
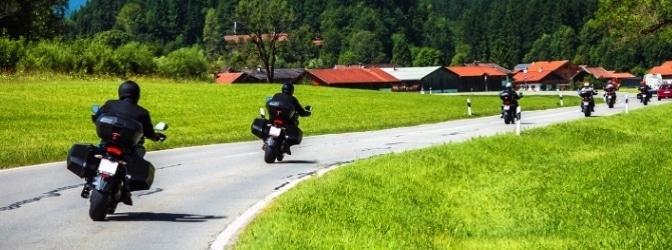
[264, 146, 276, 163]
[89, 189, 109, 221]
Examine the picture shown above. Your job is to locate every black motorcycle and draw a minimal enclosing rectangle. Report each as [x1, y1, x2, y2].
[637, 89, 651, 105]
[580, 90, 596, 117]
[604, 89, 617, 108]
[251, 99, 312, 163]
[500, 92, 523, 124]
[66, 105, 167, 221]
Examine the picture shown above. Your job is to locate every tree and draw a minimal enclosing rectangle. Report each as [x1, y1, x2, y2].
[232, 0, 296, 83]
[390, 33, 412, 66]
[594, 0, 672, 42]
[116, 3, 143, 35]
[203, 8, 221, 62]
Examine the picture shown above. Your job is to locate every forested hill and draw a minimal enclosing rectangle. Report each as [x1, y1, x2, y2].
[4, 0, 672, 75]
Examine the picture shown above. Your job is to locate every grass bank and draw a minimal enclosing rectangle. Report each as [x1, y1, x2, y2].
[0, 78, 577, 169]
[234, 104, 672, 249]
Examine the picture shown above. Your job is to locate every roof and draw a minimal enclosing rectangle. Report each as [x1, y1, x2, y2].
[307, 68, 399, 84]
[333, 63, 400, 69]
[581, 66, 614, 78]
[215, 72, 246, 84]
[463, 62, 513, 74]
[446, 66, 508, 77]
[224, 33, 288, 43]
[243, 68, 305, 81]
[379, 66, 443, 81]
[511, 60, 571, 82]
[611, 72, 636, 78]
[649, 61, 672, 75]
[513, 64, 531, 72]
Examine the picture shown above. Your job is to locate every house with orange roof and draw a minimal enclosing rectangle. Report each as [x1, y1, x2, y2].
[511, 60, 582, 91]
[648, 61, 672, 79]
[446, 64, 510, 92]
[215, 72, 250, 84]
[304, 67, 401, 90]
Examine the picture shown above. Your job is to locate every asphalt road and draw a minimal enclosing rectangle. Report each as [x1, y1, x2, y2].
[0, 94, 667, 250]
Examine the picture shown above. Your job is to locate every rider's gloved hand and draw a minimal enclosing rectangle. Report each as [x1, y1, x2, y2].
[154, 133, 167, 142]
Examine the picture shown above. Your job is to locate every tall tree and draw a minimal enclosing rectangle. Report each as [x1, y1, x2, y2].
[595, 0, 672, 42]
[0, 0, 68, 40]
[203, 8, 221, 61]
[232, 0, 295, 83]
[116, 3, 143, 35]
[390, 33, 412, 66]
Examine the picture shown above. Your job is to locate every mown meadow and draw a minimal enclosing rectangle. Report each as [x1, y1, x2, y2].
[0, 76, 576, 168]
[233, 103, 672, 250]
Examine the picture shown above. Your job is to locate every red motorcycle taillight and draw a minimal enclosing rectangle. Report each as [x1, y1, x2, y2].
[504, 100, 511, 105]
[105, 145, 123, 158]
[273, 118, 284, 126]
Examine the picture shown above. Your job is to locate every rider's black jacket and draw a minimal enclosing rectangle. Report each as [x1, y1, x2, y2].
[270, 92, 311, 117]
[92, 98, 158, 141]
[499, 89, 522, 105]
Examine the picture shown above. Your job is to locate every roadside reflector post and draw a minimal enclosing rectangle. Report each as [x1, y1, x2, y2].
[516, 106, 521, 136]
[559, 93, 564, 106]
[625, 95, 629, 113]
[467, 98, 472, 116]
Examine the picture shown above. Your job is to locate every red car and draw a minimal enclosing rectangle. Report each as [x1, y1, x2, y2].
[658, 84, 672, 100]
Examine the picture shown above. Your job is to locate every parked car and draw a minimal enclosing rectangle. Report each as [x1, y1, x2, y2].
[658, 83, 672, 100]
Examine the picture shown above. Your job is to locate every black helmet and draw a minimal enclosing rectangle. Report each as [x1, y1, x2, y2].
[118, 80, 140, 103]
[281, 82, 294, 95]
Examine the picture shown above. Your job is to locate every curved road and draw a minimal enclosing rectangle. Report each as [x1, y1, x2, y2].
[0, 95, 666, 250]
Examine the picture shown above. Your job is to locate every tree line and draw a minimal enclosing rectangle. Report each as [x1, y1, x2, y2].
[1, 0, 672, 80]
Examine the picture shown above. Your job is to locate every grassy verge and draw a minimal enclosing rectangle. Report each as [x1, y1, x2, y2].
[233, 104, 672, 249]
[0, 78, 578, 169]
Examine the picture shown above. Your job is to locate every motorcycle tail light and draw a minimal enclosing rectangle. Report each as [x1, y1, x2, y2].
[504, 100, 511, 105]
[273, 118, 284, 126]
[105, 145, 123, 158]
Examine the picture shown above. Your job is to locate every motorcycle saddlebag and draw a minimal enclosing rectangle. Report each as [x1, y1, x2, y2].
[66, 143, 101, 179]
[636, 93, 642, 99]
[286, 126, 303, 145]
[251, 118, 269, 139]
[266, 101, 296, 121]
[95, 115, 144, 146]
[124, 156, 155, 191]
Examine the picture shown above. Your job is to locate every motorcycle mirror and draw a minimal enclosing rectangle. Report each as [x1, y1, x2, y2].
[265, 96, 272, 103]
[154, 122, 168, 131]
[91, 105, 100, 113]
[305, 105, 313, 112]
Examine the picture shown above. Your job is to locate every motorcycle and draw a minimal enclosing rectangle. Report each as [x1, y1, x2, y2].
[604, 89, 617, 108]
[637, 89, 651, 105]
[500, 92, 523, 125]
[580, 90, 596, 117]
[66, 105, 167, 221]
[250, 98, 312, 163]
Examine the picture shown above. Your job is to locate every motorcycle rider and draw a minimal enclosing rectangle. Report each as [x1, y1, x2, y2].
[578, 82, 597, 112]
[499, 82, 522, 118]
[89, 80, 166, 205]
[638, 80, 652, 102]
[266, 83, 311, 155]
[603, 81, 617, 102]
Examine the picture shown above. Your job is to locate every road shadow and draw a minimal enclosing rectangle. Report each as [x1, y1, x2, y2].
[106, 212, 226, 222]
[274, 160, 318, 164]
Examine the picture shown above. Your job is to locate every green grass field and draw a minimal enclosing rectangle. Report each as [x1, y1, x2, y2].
[0, 77, 577, 169]
[233, 103, 672, 250]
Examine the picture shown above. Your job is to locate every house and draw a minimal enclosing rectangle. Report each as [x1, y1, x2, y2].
[224, 33, 289, 44]
[215, 72, 250, 84]
[304, 67, 400, 90]
[648, 61, 672, 80]
[576, 66, 639, 88]
[242, 68, 305, 83]
[333, 63, 400, 69]
[446, 64, 510, 92]
[379, 66, 454, 92]
[511, 60, 582, 91]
